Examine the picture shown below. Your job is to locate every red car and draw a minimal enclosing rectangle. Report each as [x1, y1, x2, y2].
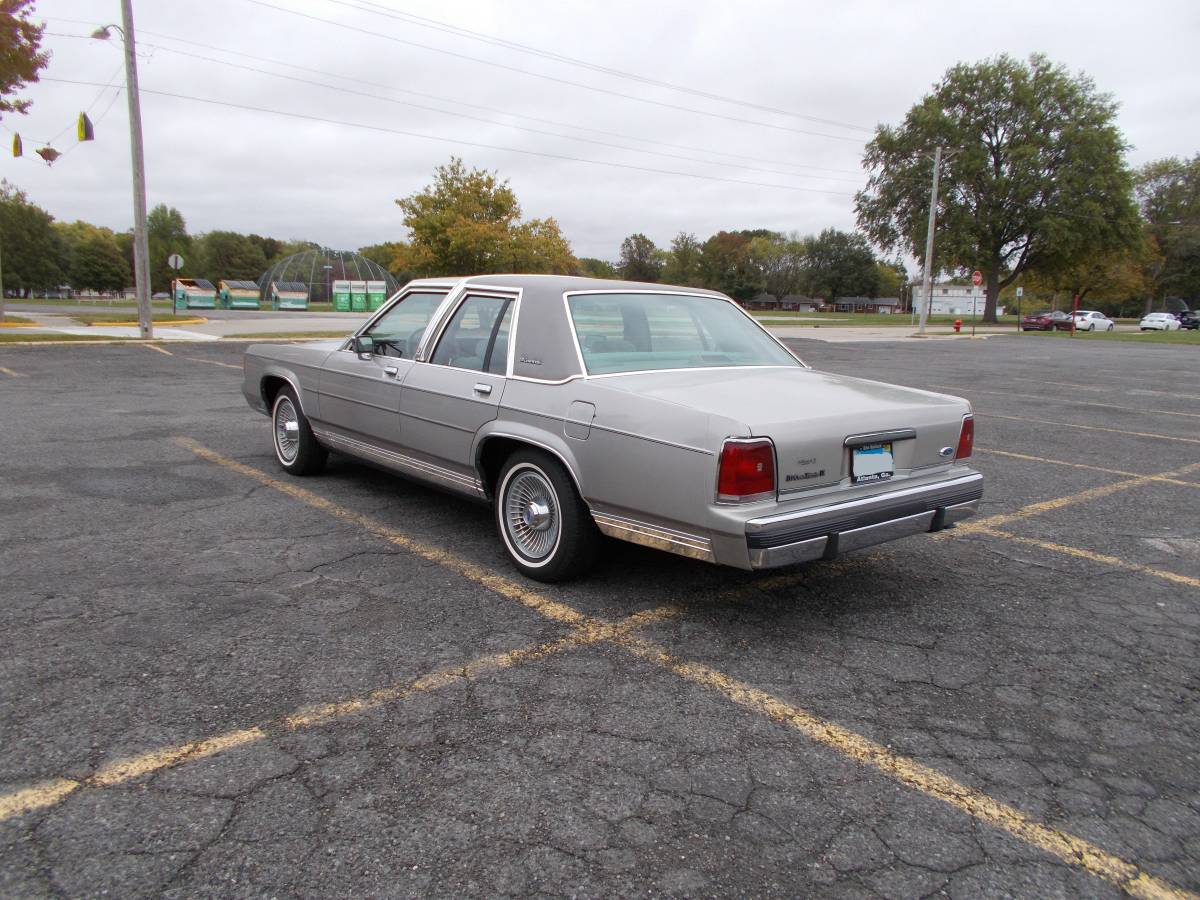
[1021, 310, 1074, 331]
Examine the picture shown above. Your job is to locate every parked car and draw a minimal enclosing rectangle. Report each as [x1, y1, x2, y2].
[242, 276, 982, 582]
[1021, 310, 1073, 331]
[1140, 312, 1181, 332]
[1072, 310, 1115, 332]
[1177, 310, 1199, 330]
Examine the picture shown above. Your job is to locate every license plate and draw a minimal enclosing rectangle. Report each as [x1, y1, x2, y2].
[851, 442, 894, 484]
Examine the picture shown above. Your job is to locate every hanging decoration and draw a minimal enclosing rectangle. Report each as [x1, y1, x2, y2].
[11, 134, 21, 157]
[77, 112, 95, 142]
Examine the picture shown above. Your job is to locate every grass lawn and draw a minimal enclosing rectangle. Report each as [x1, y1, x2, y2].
[1013, 329, 1200, 345]
[3, 297, 173, 309]
[224, 331, 351, 339]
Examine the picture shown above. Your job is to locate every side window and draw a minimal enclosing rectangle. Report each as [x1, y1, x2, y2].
[363, 291, 445, 358]
[431, 295, 513, 373]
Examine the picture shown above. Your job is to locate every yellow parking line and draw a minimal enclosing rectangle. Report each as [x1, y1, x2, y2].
[975, 527, 1200, 590]
[976, 448, 1200, 489]
[142, 343, 174, 356]
[933, 385, 1200, 420]
[612, 631, 1193, 900]
[184, 356, 241, 370]
[161, 438, 1193, 898]
[0, 605, 679, 822]
[980, 413, 1200, 445]
[0, 365, 27, 377]
[944, 460, 1200, 537]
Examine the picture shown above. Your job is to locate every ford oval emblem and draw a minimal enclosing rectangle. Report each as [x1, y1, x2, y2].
[939, 446, 954, 458]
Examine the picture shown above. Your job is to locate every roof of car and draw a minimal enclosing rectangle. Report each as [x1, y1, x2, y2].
[407, 273, 726, 297]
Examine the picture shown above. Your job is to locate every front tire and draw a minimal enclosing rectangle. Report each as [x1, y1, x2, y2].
[272, 387, 327, 476]
[495, 449, 598, 582]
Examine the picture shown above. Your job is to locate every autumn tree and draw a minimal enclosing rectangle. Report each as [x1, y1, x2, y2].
[0, 0, 49, 119]
[1136, 155, 1200, 307]
[617, 233, 662, 282]
[577, 257, 617, 279]
[396, 157, 577, 276]
[661, 232, 702, 286]
[856, 53, 1140, 323]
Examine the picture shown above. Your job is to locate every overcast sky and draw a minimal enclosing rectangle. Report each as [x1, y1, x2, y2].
[4, 0, 1198, 265]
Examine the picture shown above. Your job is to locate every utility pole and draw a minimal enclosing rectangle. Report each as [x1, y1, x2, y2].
[112, 0, 153, 340]
[917, 145, 944, 336]
[0, 235, 6, 325]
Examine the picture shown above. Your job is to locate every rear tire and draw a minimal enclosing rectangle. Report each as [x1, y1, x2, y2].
[271, 387, 327, 476]
[495, 449, 598, 582]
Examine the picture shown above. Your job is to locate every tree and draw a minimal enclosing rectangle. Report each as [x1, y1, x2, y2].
[856, 53, 1140, 323]
[747, 232, 805, 299]
[358, 241, 408, 276]
[661, 232, 703, 286]
[698, 231, 758, 299]
[57, 222, 129, 293]
[396, 157, 576, 275]
[1020, 231, 1157, 317]
[1136, 155, 1200, 307]
[147, 204, 190, 293]
[874, 260, 907, 301]
[617, 233, 662, 282]
[193, 230, 267, 283]
[0, 0, 49, 119]
[0, 180, 65, 300]
[802, 228, 880, 301]
[577, 257, 617, 279]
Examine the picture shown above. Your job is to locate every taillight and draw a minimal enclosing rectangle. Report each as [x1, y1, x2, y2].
[717, 438, 776, 501]
[955, 415, 974, 459]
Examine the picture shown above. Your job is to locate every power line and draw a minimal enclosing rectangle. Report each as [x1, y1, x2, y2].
[143, 41, 866, 185]
[42, 77, 859, 197]
[326, 0, 873, 133]
[243, 0, 869, 145]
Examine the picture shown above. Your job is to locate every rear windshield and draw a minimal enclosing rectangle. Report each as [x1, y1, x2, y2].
[567, 292, 799, 375]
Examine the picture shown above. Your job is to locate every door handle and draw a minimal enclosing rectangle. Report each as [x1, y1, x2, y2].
[383, 366, 399, 377]
[473, 382, 492, 396]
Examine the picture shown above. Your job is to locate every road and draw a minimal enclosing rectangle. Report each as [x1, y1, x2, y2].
[1, 337, 1197, 897]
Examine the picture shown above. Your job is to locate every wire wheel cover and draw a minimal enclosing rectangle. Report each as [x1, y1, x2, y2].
[504, 469, 560, 560]
[274, 398, 300, 463]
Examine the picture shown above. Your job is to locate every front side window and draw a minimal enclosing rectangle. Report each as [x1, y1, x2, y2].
[363, 291, 446, 358]
[431, 294, 513, 373]
[567, 292, 799, 375]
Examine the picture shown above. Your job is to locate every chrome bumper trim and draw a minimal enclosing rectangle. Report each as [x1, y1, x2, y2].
[592, 511, 715, 563]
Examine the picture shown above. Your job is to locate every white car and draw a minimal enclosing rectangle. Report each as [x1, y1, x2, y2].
[1073, 310, 1115, 332]
[1139, 312, 1180, 332]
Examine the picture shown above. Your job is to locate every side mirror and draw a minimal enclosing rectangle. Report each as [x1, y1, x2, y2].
[352, 335, 375, 357]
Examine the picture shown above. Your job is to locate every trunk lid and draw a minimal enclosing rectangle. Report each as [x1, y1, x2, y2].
[598, 367, 970, 494]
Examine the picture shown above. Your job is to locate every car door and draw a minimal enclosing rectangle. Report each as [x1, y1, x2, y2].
[317, 289, 447, 449]
[399, 291, 515, 483]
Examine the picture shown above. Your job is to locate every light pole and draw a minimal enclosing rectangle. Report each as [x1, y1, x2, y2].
[92, 1, 152, 340]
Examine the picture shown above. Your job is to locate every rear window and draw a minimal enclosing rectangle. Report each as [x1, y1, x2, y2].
[567, 292, 799, 376]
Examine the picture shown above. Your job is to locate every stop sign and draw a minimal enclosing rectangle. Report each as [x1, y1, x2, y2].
[971, 270, 983, 286]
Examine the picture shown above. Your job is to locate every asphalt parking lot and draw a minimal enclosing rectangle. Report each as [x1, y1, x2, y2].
[1, 336, 1198, 898]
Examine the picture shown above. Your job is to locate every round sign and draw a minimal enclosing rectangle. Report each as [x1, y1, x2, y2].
[167, 253, 184, 271]
[971, 270, 983, 286]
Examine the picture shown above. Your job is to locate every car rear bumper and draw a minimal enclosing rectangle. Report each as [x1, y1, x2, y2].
[743, 472, 983, 569]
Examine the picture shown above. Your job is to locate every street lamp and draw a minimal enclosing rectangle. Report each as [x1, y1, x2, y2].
[92, 2, 153, 341]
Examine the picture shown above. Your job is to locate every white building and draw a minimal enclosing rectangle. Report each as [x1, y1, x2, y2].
[916, 283, 1004, 316]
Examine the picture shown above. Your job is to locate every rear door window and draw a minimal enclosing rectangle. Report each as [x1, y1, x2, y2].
[430, 295, 514, 373]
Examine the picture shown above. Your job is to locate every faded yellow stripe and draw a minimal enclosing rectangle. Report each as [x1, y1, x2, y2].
[977, 527, 1200, 589]
[91, 727, 266, 786]
[976, 448, 1200, 489]
[0, 779, 80, 821]
[142, 343, 174, 356]
[184, 356, 241, 370]
[945, 460, 1200, 537]
[173, 437, 588, 628]
[932, 385, 1200, 420]
[0, 365, 27, 377]
[612, 632, 1195, 900]
[981, 413, 1200, 445]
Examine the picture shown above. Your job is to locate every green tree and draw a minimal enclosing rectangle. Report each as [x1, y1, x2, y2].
[856, 53, 1140, 323]
[0, 0, 49, 119]
[1136, 155, 1200, 307]
[874, 260, 907, 300]
[698, 231, 758, 299]
[57, 222, 129, 293]
[801, 228, 879, 301]
[661, 232, 702, 285]
[617, 233, 662, 282]
[194, 230, 267, 283]
[747, 232, 805, 299]
[146, 204, 190, 293]
[0, 181, 65, 302]
[577, 257, 617, 279]
[358, 241, 408, 275]
[396, 157, 576, 275]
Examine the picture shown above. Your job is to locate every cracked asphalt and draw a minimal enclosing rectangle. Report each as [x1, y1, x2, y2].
[1, 336, 1197, 898]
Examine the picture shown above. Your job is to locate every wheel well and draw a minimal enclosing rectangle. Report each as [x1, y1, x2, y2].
[477, 436, 581, 500]
[261, 375, 289, 409]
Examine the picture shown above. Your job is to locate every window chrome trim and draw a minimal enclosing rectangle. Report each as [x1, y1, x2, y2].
[561, 288, 808, 378]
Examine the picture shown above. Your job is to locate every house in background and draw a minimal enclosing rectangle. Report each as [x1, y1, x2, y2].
[834, 297, 903, 314]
